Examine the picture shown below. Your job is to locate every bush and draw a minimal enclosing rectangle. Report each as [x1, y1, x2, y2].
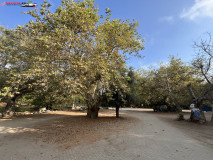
[15, 107, 39, 112]
[177, 112, 185, 121]
[0, 107, 5, 112]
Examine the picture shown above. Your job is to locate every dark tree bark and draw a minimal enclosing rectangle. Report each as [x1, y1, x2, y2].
[46, 104, 53, 110]
[87, 107, 100, 118]
[1, 82, 36, 117]
[211, 110, 213, 122]
[210, 92, 213, 122]
[86, 97, 102, 118]
[3, 101, 15, 117]
[2, 97, 16, 117]
[211, 101, 213, 122]
[116, 105, 119, 118]
[115, 90, 123, 118]
[1, 91, 27, 117]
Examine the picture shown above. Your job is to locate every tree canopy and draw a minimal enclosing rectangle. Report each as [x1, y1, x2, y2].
[0, 0, 144, 118]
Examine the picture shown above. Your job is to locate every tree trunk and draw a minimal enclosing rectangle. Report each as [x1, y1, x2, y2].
[2, 100, 15, 117]
[116, 105, 119, 118]
[1, 93, 22, 117]
[86, 96, 103, 119]
[87, 107, 99, 118]
[211, 111, 213, 122]
[211, 102, 213, 122]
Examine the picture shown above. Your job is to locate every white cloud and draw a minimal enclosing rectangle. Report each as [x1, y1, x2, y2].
[158, 16, 174, 22]
[180, 0, 213, 20]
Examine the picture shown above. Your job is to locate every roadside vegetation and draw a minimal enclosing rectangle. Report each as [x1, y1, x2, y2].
[0, 0, 213, 123]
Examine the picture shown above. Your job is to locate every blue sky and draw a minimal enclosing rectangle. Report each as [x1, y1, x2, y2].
[1, 0, 213, 70]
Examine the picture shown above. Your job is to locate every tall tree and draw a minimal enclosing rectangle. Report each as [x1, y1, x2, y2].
[138, 56, 195, 119]
[0, 0, 144, 118]
[191, 33, 213, 122]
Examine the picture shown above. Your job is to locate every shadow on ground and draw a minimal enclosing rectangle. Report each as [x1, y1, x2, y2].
[0, 110, 139, 149]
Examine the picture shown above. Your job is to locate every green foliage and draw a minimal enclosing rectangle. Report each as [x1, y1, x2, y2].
[0, 107, 5, 112]
[137, 56, 198, 109]
[15, 107, 39, 112]
[125, 67, 141, 107]
[0, 0, 144, 115]
[24, 0, 144, 110]
[0, 0, 211, 116]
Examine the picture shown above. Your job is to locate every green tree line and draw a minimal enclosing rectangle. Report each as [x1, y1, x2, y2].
[1, 0, 213, 122]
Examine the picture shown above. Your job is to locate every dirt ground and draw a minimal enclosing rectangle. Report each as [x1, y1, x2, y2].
[0, 109, 213, 160]
[0, 109, 139, 150]
[33, 109, 139, 149]
[156, 111, 213, 148]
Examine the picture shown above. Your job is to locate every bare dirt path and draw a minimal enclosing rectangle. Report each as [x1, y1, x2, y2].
[0, 110, 213, 160]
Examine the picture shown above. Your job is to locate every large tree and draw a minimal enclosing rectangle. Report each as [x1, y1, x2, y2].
[138, 56, 195, 119]
[0, 0, 144, 118]
[191, 33, 213, 122]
